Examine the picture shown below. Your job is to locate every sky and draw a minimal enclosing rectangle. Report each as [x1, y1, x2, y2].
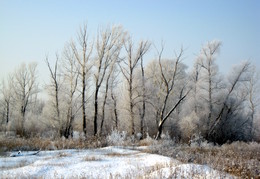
[0, 0, 259, 87]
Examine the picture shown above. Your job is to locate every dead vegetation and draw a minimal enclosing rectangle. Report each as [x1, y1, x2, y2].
[1, 134, 259, 178]
[83, 156, 102, 161]
[0, 136, 107, 152]
[148, 141, 260, 178]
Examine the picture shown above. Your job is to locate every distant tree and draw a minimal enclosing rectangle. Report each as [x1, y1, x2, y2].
[61, 44, 80, 138]
[70, 24, 93, 136]
[245, 65, 260, 139]
[208, 61, 252, 143]
[0, 77, 13, 126]
[11, 62, 39, 136]
[119, 37, 150, 135]
[189, 59, 202, 115]
[196, 40, 223, 136]
[139, 56, 146, 138]
[109, 65, 121, 130]
[45, 54, 61, 128]
[93, 25, 125, 136]
[150, 45, 189, 140]
[99, 55, 121, 135]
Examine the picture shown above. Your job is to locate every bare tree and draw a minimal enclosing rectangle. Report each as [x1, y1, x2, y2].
[190, 59, 202, 114]
[45, 54, 60, 125]
[207, 61, 251, 141]
[197, 40, 222, 133]
[119, 38, 150, 135]
[11, 63, 39, 136]
[109, 65, 121, 130]
[70, 24, 93, 136]
[99, 56, 120, 135]
[61, 44, 80, 138]
[1, 78, 12, 125]
[246, 66, 260, 138]
[139, 56, 146, 138]
[93, 25, 125, 136]
[150, 45, 189, 140]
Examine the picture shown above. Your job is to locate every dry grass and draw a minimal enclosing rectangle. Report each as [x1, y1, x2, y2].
[105, 152, 137, 157]
[0, 136, 107, 152]
[149, 141, 260, 178]
[0, 159, 32, 170]
[83, 155, 102, 161]
[1, 135, 259, 178]
[57, 152, 71, 158]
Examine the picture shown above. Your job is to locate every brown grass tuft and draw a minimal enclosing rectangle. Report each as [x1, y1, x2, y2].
[83, 156, 102, 161]
[148, 141, 260, 178]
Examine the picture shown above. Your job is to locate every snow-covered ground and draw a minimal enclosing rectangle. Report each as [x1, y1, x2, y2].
[0, 146, 235, 178]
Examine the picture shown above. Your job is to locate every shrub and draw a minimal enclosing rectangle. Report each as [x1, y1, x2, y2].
[106, 129, 127, 146]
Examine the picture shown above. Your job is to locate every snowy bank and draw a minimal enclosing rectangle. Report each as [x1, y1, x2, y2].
[0, 146, 235, 178]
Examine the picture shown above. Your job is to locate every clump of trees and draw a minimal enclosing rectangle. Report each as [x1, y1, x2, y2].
[0, 24, 259, 144]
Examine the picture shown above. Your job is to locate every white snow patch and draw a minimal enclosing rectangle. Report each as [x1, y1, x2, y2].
[0, 146, 235, 178]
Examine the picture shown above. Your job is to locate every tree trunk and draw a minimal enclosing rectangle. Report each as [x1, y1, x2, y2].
[129, 72, 135, 135]
[111, 92, 118, 129]
[155, 89, 189, 140]
[6, 101, 9, 124]
[99, 77, 110, 136]
[155, 123, 163, 140]
[82, 71, 87, 135]
[207, 63, 213, 131]
[140, 57, 145, 138]
[94, 89, 98, 136]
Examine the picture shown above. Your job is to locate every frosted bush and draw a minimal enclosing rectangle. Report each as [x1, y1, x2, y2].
[136, 133, 142, 140]
[139, 133, 157, 146]
[73, 131, 80, 140]
[107, 129, 127, 146]
[161, 131, 171, 140]
[149, 132, 175, 154]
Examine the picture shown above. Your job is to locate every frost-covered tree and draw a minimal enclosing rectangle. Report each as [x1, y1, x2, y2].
[45, 54, 61, 130]
[11, 62, 39, 136]
[0, 77, 13, 126]
[61, 44, 81, 138]
[245, 66, 260, 139]
[108, 64, 121, 131]
[208, 61, 252, 143]
[70, 24, 93, 136]
[145, 45, 189, 139]
[119, 37, 150, 135]
[179, 111, 200, 143]
[196, 40, 223, 136]
[93, 25, 125, 136]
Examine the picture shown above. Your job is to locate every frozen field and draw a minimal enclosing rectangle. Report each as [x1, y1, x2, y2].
[0, 146, 234, 178]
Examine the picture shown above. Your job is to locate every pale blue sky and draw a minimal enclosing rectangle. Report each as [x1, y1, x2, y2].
[0, 0, 259, 85]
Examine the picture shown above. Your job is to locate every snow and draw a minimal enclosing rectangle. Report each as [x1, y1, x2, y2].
[0, 146, 235, 178]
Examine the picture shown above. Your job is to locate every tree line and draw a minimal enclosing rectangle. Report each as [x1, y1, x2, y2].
[1, 24, 259, 144]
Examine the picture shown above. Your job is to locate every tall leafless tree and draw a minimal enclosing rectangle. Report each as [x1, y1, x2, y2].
[93, 25, 125, 136]
[207, 61, 251, 141]
[153, 45, 189, 139]
[61, 44, 80, 138]
[119, 38, 150, 135]
[45, 54, 60, 125]
[11, 63, 39, 136]
[70, 24, 93, 136]
[139, 56, 146, 138]
[246, 67, 260, 138]
[197, 40, 222, 133]
[109, 65, 121, 130]
[0, 77, 13, 125]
